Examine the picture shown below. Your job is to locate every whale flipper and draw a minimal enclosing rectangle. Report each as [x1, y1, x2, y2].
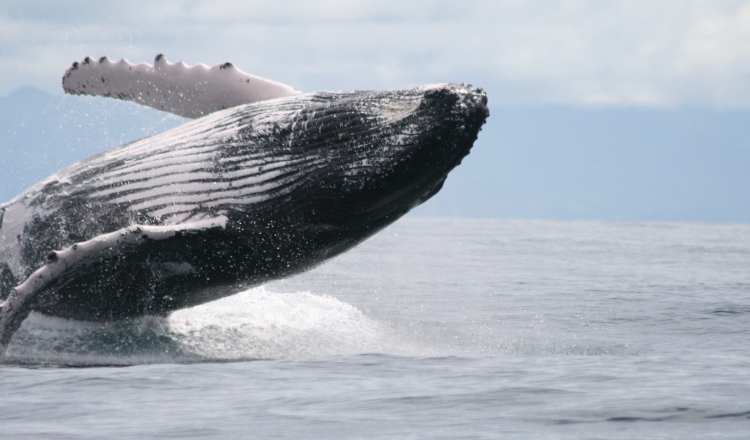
[0, 216, 228, 353]
[62, 55, 301, 119]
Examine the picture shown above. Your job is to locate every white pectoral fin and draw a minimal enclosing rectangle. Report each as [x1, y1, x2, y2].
[0, 216, 228, 354]
[62, 54, 302, 119]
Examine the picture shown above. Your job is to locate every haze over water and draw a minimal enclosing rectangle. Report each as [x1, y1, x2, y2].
[1, 218, 749, 439]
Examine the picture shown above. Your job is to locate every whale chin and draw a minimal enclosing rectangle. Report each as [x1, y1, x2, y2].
[1, 83, 488, 327]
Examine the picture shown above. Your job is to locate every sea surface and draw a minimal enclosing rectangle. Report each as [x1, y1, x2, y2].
[1, 218, 749, 439]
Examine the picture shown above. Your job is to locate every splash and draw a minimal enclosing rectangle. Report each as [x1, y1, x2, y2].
[1, 287, 405, 366]
[168, 287, 392, 360]
[0, 284, 626, 366]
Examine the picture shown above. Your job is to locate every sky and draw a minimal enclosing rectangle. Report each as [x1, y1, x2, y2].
[2, 0, 750, 107]
[1, 0, 749, 222]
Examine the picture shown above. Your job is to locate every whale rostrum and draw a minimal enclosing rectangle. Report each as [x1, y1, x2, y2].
[0, 55, 489, 353]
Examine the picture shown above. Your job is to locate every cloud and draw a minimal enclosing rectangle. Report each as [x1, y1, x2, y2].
[1, 0, 749, 107]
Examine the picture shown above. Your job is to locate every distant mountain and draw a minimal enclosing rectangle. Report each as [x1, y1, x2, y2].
[0, 87, 186, 203]
[2, 87, 749, 222]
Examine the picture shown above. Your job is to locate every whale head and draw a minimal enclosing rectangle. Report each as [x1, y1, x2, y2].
[213, 84, 490, 272]
[235, 84, 488, 238]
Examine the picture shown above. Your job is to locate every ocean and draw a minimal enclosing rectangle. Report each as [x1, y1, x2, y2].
[1, 218, 749, 439]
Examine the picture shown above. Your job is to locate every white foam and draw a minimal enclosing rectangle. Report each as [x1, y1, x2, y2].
[168, 287, 390, 359]
[1, 283, 619, 365]
[3, 287, 422, 365]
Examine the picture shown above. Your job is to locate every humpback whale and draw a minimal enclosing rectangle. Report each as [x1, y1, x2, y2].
[0, 55, 488, 352]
